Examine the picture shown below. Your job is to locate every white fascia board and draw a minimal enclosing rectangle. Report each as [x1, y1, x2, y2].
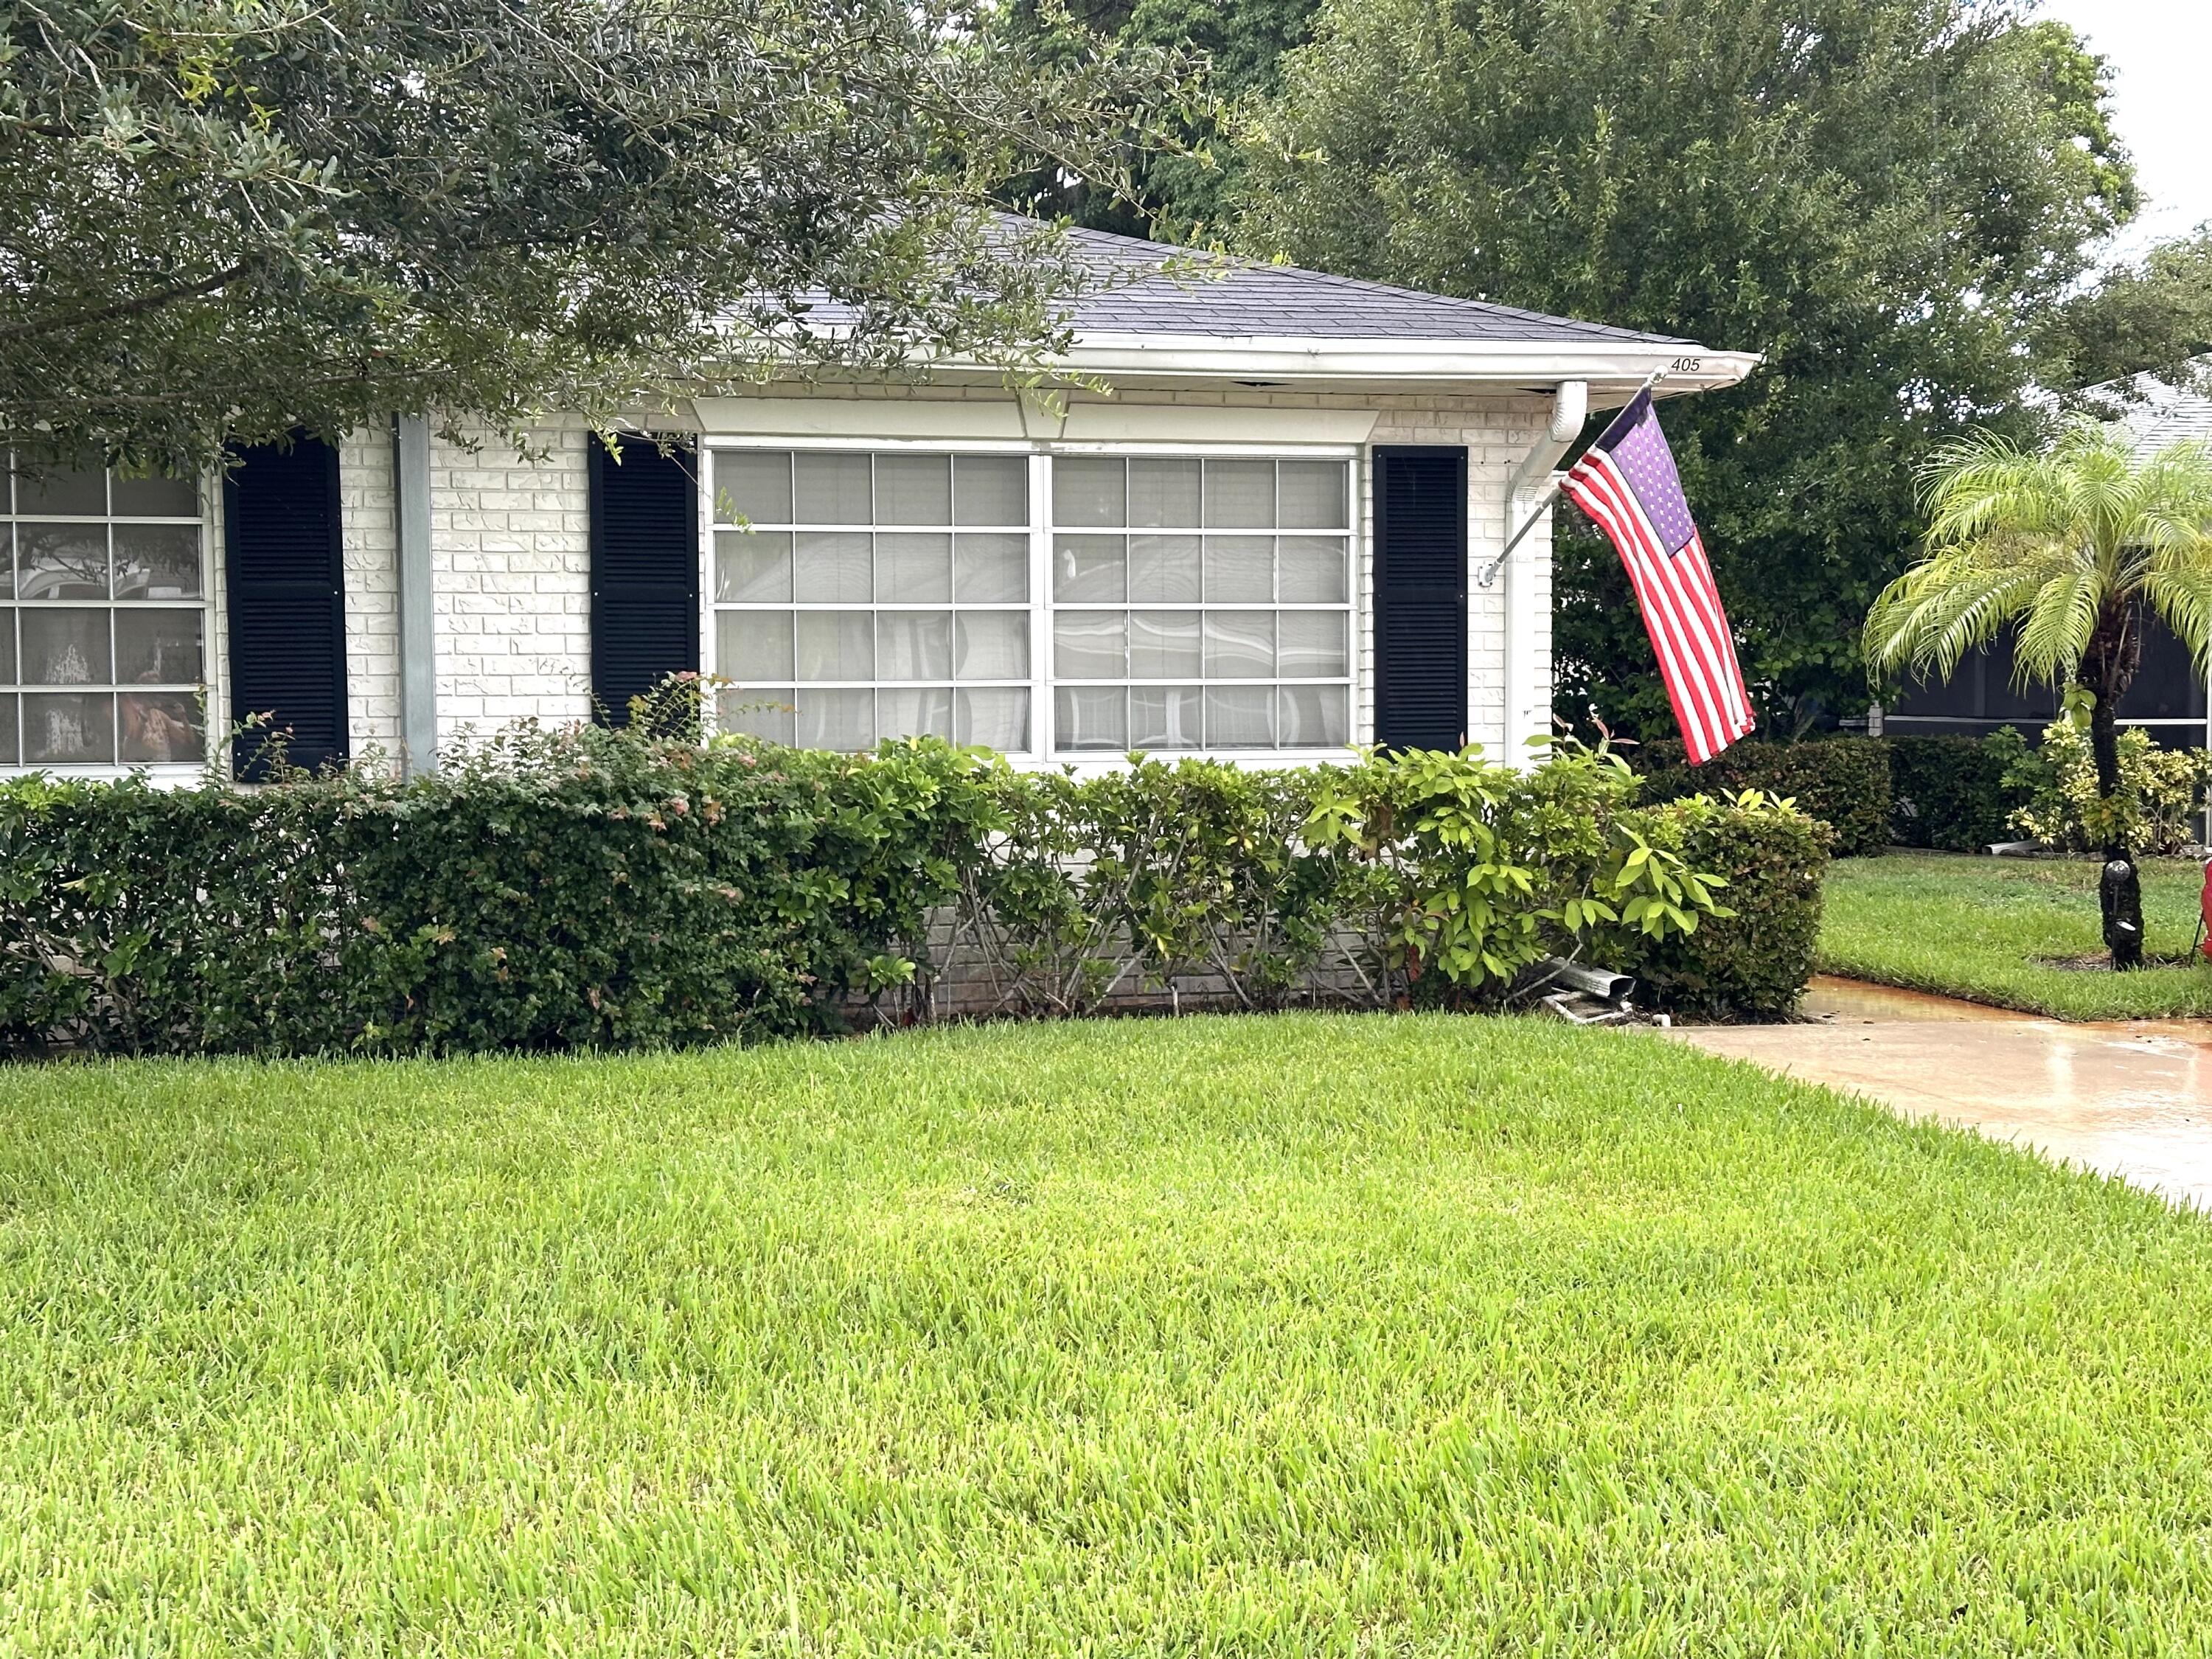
[1038, 335, 1761, 394]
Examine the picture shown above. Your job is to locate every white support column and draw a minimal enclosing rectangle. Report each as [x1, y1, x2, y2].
[1500, 381, 1586, 764]
[392, 414, 437, 777]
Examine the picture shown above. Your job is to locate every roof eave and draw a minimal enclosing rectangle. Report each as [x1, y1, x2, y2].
[947, 335, 1761, 397]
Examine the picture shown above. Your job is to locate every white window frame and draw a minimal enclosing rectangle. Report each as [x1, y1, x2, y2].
[700, 436, 1364, 769]
[0, 464, 216, 781]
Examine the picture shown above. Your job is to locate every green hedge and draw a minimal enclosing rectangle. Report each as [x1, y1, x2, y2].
[0, 727, 1831, 1056]
[1885, 734, 2028, 852]
[1638, 737, 1892, 858]
[1615, 798, 1834, 1019]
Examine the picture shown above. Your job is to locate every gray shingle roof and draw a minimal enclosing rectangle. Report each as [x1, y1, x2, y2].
[2118, 374, 2212, 450]
[1056, 226, 1693, 345]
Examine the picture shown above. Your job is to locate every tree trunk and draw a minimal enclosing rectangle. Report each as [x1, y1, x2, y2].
[2082, 600, 2145, 969]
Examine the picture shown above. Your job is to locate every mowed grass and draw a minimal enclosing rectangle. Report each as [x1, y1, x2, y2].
[4, 1017, 2212, 1654]
[1820, 851, 2212, 1019]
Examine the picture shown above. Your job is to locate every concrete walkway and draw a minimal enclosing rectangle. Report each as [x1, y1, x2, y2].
[1669, 977, 2212, 1209]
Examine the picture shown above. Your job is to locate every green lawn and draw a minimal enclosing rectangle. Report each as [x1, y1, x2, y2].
[4, 1019, 2212, 1652]
[1819, 852, 2212, 1019]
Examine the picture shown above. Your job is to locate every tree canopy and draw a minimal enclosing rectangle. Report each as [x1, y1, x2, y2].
[2039, 229, 2212, 402]
[0, 0, 1193, 474]
[1225, 0, 2137, 736]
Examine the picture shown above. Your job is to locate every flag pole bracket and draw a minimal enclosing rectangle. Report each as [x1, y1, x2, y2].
[1476, 371, 1663, 589]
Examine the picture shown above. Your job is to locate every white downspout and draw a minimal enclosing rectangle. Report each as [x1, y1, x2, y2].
[1501, 380, 1587, 762]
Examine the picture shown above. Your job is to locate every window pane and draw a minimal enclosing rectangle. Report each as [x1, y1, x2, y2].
[717, 611, 793, 681]
[1279, 535, 1348, 604]
[1279, 461, 1348, 529]
[18, 523, 108, 599]
[1203, 611, 1274, 678]
[22, 608, 109, 684]
[1130, 610, 1201, 679]
[0, 527, 12, 598]
[15, 462, 104, 516]
[1203, 536, 1271, 603]
[1127, 534, 1200, 602]
[875, 532, 950, 602]
[877, 611, 953, 681]
[954, 533, 1027, 602]
[119, 692, 205, 763]
[715, 530, 792, 601]
[1129, 459, 1200, 527]
[1203, 460, 1274, 528]
[954, 456, 1027, 526]
[954, 611, 1028, 680]
[1205, 686, 1275, 748]
[25, 692, 114, 763]
[0, 615, 13, 681]
[716, 452, 793, 525]
[879, 686, 953, 741]
[1053, 456, 1124, 528]
[0, 694, 15, 765]
[116, 609, 203, 684]
[719, 688, 793, 745]
[791, 532, 871, 602]
[1131, 685, 1203, 750]
[957, 686, 1030, 751]
[1054, 610, 1126, 681]
[1054, 535, 1125, 603]
[1280, 685, 1350, 748]
[113, 524, 200, 599]
[874, 453, 950, 526]
[793, 453, 872, 524]
[111, 473, 198, 517]
[1055, 686, 1125, 751]
[1278, 611, 1347, 679]
[796, 612, 874, 681]
[793, 687, 875, 751]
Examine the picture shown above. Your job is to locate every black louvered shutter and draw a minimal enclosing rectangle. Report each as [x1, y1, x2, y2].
[226, 437, 347, 779]
[589, 437, 699, 726]
[1374, 446, 1468, 751]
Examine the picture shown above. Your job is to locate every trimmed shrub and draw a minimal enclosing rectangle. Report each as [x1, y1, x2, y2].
[1638, 737, 1891, 858]
[1613, 795, 1835, 1020]
[0, 726, 1832, 1056]
[1886, 733, 2026, 851]
[0, 724, 997, 1056]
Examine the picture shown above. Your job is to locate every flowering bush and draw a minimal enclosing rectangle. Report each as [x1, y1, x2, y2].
[2000, 721, 2212, 855]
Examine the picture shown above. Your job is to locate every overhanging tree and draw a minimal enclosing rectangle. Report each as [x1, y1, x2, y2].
[0, 0, 1196, 476]
[1231, 0, 2136, 737]
[1865, 424, 2212, 967]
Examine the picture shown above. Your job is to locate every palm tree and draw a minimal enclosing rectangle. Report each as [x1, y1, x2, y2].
[1866, 421, 2212, 968]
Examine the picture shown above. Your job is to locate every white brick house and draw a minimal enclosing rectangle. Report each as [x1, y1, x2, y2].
[0, 228, 1753, 778]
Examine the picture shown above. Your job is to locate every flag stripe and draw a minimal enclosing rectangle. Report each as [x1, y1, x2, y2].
[1564, 459, 1738, 755]
[1578, 456, 1742, 727]
[1562, 436, 1754, 765]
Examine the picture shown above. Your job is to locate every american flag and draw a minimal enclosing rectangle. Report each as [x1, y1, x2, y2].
[1562, 389, 1755, 763]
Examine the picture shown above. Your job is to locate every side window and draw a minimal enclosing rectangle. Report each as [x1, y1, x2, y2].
[2, 454, 209, 770]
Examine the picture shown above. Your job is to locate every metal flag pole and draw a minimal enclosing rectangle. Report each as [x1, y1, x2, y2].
[1476, 369, 1664, 588]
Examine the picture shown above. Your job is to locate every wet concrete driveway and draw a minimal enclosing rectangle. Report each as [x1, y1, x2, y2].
[1669, 976, 2212, 1209]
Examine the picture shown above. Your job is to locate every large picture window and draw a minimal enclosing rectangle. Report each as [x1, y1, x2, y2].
[1050, 456, 1351, 751]
[0, 458, 207, 769]
[709, 449, 1034, 752]
[705, 445, 1358, 760]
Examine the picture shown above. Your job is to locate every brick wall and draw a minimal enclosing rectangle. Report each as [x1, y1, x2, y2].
[302, 389, 1558, 764]
[429, 420, 594, 737]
